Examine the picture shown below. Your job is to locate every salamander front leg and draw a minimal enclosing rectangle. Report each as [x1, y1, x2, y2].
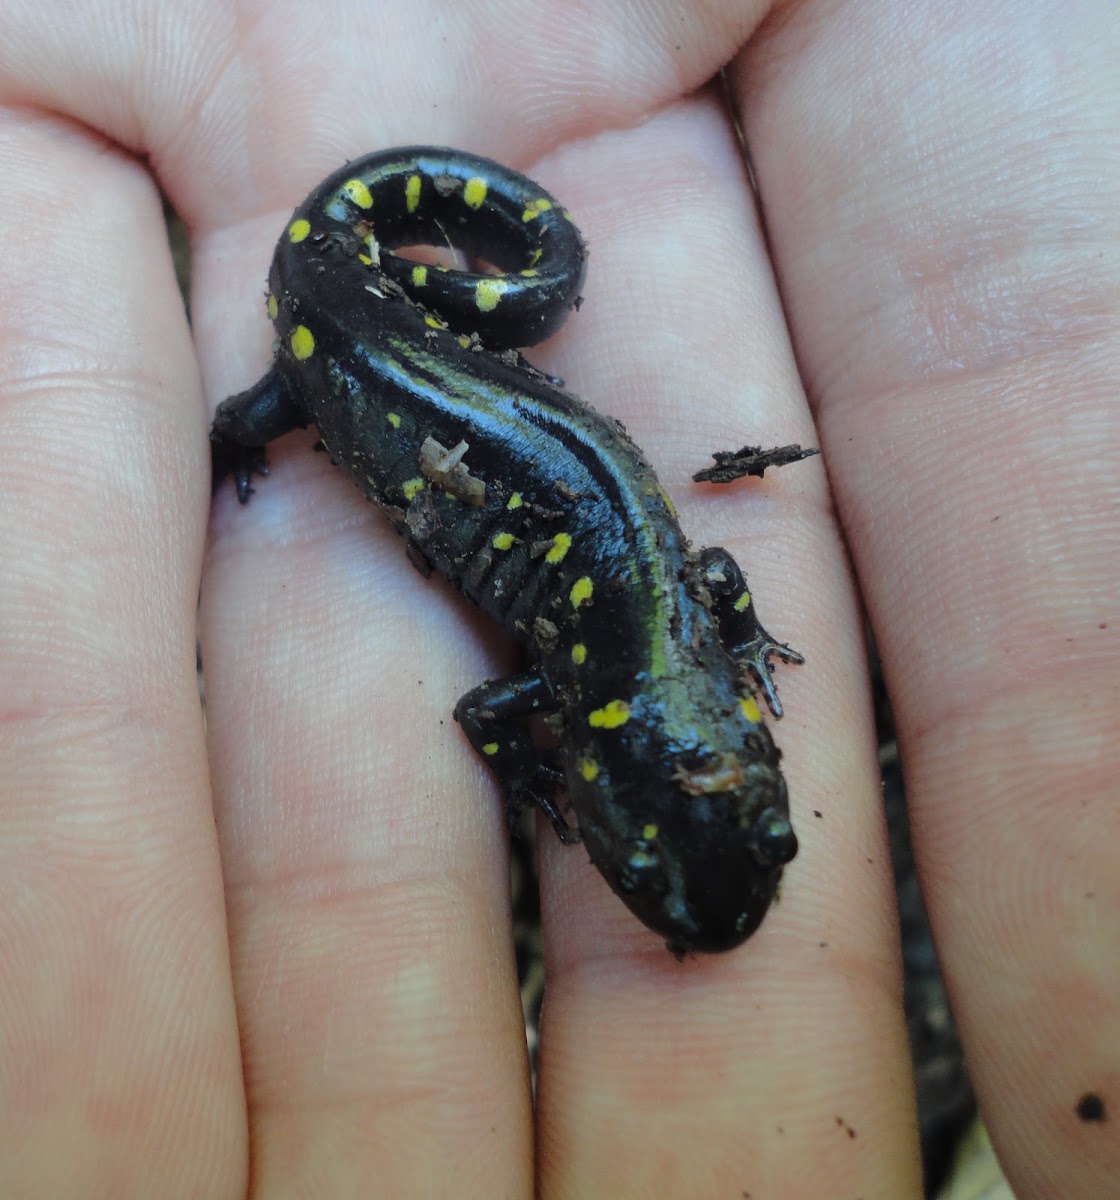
[698, 546, 804, 719]
[211, 367, 308, 502]
[454, 669, 579, 843]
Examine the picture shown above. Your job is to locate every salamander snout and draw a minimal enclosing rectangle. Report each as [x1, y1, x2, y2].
[578, 771, 798, 956]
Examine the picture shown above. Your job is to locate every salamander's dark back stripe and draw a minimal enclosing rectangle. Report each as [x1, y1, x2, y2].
[292, 146, 588, 346]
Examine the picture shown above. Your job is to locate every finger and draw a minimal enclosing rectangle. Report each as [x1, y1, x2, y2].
[191, 24, 545, 1200]
[0, 119, 244, 1192]
[739, 2, 1120, 1195]
[531, 99, 918, 1197]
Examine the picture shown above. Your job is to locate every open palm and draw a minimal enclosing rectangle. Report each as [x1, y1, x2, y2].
[0, 2, 1115, 1197]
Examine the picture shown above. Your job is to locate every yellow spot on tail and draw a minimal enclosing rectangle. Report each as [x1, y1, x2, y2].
[519, 268, 539, 277]
[405, 174, 421, 213]
[266, 294, 279, 320]
[342, 178, 373, 209]
[402, 477, 425, 501]
[288, 218, 310, 243]
[475, 278, 508, 312]
[734, 591, 752, 612]
[571, 643, 587, 665]
[492, 532, 515, 551]
[739, 696, 762, 724]
[522, 197, 553, 222]
[569, 576, 593, 607]
[580, 758, 599, 782]
[424, 313, 448, 330]
[463, 176, 488, 209]
[642, 823, 659, 841]
[589, 700, 630, 729]
[545, 532, 571, 564]
[358, 254, 372, 266]
[411, 265, 428, 287]
[482, 742, 499, 756]
[387, 412, 401, 429]
[457, 335, 472, 349]
[506, 492, 523, 510]
[290, 325, 314, 360]
[528, 248, 543, 265]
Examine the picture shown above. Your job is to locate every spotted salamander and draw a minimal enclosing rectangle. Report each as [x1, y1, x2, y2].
[211, 146, 816, 955]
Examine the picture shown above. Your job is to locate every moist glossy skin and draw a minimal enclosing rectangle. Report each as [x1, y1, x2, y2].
[211, 146, 808, 955]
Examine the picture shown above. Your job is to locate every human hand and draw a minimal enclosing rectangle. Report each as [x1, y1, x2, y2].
[0, 2, 1115, 1197]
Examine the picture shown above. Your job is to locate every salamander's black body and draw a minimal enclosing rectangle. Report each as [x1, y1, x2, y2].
[211, 147, 815, 955]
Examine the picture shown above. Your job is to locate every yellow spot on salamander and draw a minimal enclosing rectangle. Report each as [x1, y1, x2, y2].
[387, 412, 401, 429]
[658, 484, 677, 519]
[412, 265, 428, 287]
[492, 532, 515, 551]
[402, 477, 425, 501]
[424, 313, 448, 330]
[405, 173, 421, 213]
[266, 293, 279, 320]
[482, 742, 499, 756]
[458, 335, 472, 349]
[357, 254, 373, 265]
[519, 268, 539, 277]
[288, 218, 311, 243]
[739, 696, 762, 724]
[342, 178, 373, 209]
[589, 700, 630, 730]
[569, 576, 593, 608]
[290, 325, 315, 360]
[528, 248, 543, 266]
[506, 492, 523, 510]
[734, 591, 752, 612]
[571, 643, 587, 666]
[580, 758, 599, 782]
[475, 278, 508, 312]
[463, 176, 488, 209]
[545, 532, 571, 564]
[521, 197, 553, 222]
[642, 823, 659, 841]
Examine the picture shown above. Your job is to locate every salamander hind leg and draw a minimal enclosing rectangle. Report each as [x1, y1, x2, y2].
[453, 669, 579, 844]
[210, 367, 307, 503]
[698, 546, 804, 720]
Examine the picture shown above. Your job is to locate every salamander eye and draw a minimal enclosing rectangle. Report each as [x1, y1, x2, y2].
[748, 807, 799, 868]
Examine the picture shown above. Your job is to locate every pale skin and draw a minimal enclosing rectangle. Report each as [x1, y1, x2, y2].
[0, 1, 1116, 1197]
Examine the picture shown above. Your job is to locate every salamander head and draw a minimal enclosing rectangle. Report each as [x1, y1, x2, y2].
[570, 703, 798, 955]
